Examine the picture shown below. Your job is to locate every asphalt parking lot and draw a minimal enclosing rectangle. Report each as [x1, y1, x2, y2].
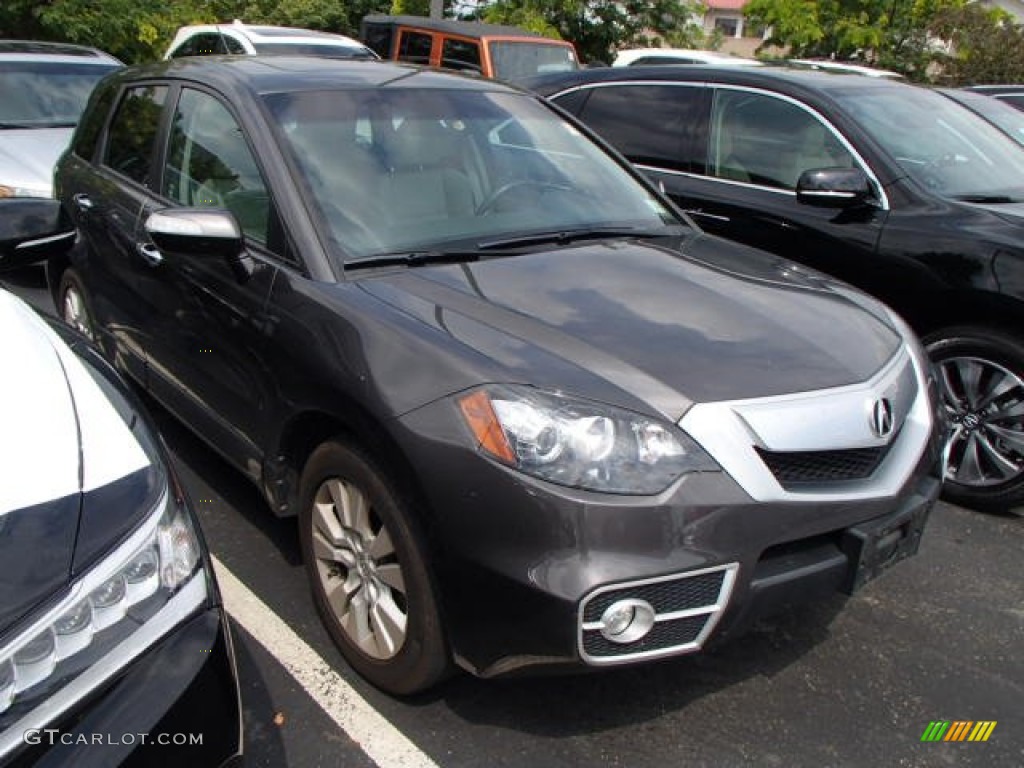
[3, 267, 1022, 768]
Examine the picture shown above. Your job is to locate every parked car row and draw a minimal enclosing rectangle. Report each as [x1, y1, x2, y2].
[0, 26, 1021, 760]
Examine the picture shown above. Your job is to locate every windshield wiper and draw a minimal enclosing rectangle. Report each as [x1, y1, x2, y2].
[954, 194, 1020, 204]
[476, 225, 685, 251]
[345, 249, 485, 271]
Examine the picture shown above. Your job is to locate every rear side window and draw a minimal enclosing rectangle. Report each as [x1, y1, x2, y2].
[103, 84, 167, 186]
[441, 38, 482, 73]
[574, 84, 703, 173]
[398, 31, 432, 64]
[71, 84, 118, 161]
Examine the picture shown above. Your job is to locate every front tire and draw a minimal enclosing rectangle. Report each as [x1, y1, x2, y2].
[297, 440, 449, 695]
[925, 326, 1024, 512]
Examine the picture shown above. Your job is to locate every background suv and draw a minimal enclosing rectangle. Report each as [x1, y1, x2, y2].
[164, 20, 377, 60]
[0, 41, 121, 200]
[531, 65, 1024, 511]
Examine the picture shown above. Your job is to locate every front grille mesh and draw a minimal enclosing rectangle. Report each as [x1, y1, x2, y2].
[756, 443, 891, 487]
[582, 571, 725, 623]
[582, 616, 707, 658]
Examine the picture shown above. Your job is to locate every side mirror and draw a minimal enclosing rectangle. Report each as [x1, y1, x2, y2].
[796, 167, 873, 209]
[144, 209, 243, 259]
[0, 198, 75, 270]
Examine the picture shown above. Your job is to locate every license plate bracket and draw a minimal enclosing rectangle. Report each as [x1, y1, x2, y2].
[839, 500, 931, 594]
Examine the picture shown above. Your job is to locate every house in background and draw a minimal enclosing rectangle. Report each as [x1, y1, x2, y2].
[703, 0, 766, 57]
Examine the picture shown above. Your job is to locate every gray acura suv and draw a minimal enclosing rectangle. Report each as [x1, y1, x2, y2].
[47, 57, 943, 694]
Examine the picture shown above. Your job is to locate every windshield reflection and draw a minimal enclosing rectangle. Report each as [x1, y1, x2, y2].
[265, 88, 682, 261]
[836, 85, 1024, 200]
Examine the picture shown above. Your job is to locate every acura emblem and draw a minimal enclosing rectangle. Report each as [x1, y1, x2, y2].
[870, 398, 895, 438]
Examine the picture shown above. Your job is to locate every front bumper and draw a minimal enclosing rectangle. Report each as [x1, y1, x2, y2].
[4, 606, 242, 768]
[397, 401, 943, 678]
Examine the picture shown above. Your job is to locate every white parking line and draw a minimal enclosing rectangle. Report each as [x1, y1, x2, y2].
[211, 556, 441, 768]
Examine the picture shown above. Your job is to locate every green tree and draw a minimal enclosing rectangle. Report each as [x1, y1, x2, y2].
[478, 0, 709, 65]
[929, 3, 1024, 84]
[743, 0, 966, 80]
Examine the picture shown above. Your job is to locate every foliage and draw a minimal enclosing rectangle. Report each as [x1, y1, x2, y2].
[0, 0, 392, 64]
[742, 0, 968, 81]
[477, 0, 710, 65]
[929, 4, 1024, 84]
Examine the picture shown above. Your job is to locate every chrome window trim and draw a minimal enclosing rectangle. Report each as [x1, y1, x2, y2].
[577, 563, 739, 666]
[549, 79, 890, 211]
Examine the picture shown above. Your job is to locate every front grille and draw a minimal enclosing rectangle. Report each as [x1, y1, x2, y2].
[756, 443, 892, 488]
[578, 564, 737, 664]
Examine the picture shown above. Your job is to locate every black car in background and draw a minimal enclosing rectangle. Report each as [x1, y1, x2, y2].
[938, 87, 1024, 146]
[964, 84, 1024, 111]
[529, 65, 1024, 512]
[0, 201, 241, 767]
[49, 57, 941, 694]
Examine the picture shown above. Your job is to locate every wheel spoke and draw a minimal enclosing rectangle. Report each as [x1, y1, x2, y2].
[369, 591, 407, 657]
[324, 572, 361, 618]
[975, 431, 1020, 478]
[938, 362, 965, 409]
[375, 563, 406, 594]
[341, 589, 376, 655]
[955, 359, 984, 410]
[953, 432, 985, 484]
[984, 422, 1024, 451]
[312, 528, 356, 568]
[367, 526, 395, 560]
[313, 499, 345, 545]
[975, 369, 1019, 411]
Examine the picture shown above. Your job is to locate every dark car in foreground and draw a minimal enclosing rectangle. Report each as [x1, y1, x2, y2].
[50, 57, 941, 694]
[0, 201, 241, 766]
[529, 65, 1024, 512]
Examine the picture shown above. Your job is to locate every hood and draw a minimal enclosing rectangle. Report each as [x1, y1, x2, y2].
[0, 128, 73, 195]
[360, 234, 902, 421]
[0, 291, 150, 635]
[968, 200, 1024, 225]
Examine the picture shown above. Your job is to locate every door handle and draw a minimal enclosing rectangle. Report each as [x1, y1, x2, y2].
[136, 242, 164, 267]
[73, 193, 94, 212]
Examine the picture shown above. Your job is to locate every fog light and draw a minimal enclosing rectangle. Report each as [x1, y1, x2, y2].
[599, 599, 656, 644]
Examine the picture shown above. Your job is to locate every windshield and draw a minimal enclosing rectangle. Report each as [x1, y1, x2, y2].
[834, 85, 1024, 200]
[265, 88, 682, 262]
[488, 41, 578, 82]
[251, 42, 377, 59]
[944, 90, 1024, 147]
[0, 62, 118, 127]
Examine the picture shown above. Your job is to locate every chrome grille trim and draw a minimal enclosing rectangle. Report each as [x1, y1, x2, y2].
[680, 347, 934, 502]
[577, 563, 739, 666]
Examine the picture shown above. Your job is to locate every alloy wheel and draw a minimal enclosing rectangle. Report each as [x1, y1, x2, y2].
[937, 355, 1024, 487]
[310, 477, 408, 659]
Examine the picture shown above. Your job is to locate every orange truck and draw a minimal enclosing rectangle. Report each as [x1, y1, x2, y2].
[360, 15, 579, 83]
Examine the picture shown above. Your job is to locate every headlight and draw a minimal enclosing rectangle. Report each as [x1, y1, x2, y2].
[0, 487, 206, 723]
[458, 386, 718, 494]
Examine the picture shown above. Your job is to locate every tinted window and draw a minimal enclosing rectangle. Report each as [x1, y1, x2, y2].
[0, 62, 119, 126]
[995, 93, 1024, 111]
[489, 41, 578, 81]
[708, 89, 854, 190]
[574, 84, 703, 173]
[363, 24, 393, 58]
[163, 88, 273, 245]
[398, 32, 432, 64]
[71, 84, 118, 160]
[250, 42, 375, 58]
[441, 39, 482, 73]
[104, 85, 167, 185]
